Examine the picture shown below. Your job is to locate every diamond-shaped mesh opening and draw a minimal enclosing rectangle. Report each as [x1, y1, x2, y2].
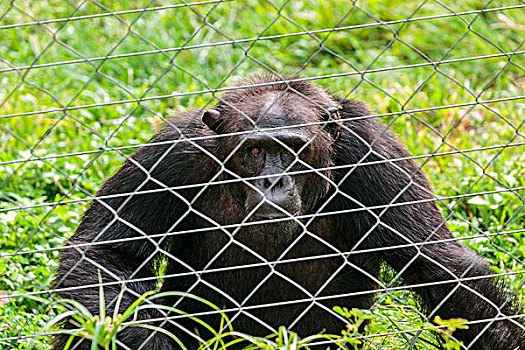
[1, 1, 524, 349]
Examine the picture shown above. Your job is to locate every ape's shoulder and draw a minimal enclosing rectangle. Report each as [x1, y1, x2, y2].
[95, 110, 218, 199]
[334, 99, 413, 165]
[155, 110, 213, 141]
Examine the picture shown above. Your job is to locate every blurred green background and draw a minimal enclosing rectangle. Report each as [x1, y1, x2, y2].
[0, 0, 524, 348]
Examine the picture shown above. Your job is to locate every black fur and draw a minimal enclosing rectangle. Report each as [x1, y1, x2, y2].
[53, 75, 524, 349]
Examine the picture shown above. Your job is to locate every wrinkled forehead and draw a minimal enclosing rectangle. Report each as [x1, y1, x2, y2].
[219, 89, 331, 152]
[253, 91, 318, 129]
[241, 128, 310, 146]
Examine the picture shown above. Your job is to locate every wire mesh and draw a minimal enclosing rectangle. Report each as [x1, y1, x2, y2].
[0, 1, 524, 349]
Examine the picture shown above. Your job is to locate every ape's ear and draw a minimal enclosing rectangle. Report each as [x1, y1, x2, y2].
[323, 107, 341, 141]
[202, 109, 222, 133]
[339, 99, 370, 117]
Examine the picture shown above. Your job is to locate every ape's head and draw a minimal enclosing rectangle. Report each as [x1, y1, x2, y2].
[201, 77, 340, 234]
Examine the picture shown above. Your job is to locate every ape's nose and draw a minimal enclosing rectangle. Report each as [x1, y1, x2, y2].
[252, 174, 296, 218]
[254, 173, 294, 193]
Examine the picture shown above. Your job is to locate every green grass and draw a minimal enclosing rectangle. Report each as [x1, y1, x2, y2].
[0, 0, 524, 348]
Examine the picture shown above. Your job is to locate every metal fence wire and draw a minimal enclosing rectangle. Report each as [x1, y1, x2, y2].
[0, 1, 524, 349]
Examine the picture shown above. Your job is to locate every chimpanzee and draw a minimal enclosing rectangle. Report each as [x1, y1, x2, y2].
[53, 75, 524, 349]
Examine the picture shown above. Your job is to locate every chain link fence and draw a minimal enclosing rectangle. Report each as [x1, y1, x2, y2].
[0, 1, 524, 349]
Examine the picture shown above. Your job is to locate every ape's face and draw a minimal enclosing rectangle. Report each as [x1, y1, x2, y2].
[232, 128, 309, 221]
[226, 126, 330, 240]
[203, 89, 337, 232]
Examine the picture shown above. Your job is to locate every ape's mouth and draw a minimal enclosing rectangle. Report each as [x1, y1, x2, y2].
[250, 209, 301, 221]
[253, 213, 288, 220]
[246, 198, 302, 222]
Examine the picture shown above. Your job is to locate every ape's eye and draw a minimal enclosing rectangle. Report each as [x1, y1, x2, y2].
[285, 146, 295, 155]
[249, 147, 261, 156]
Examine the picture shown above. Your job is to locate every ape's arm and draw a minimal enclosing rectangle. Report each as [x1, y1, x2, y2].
[53, 120, 217, 350]
[334, 100, 524, 348]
